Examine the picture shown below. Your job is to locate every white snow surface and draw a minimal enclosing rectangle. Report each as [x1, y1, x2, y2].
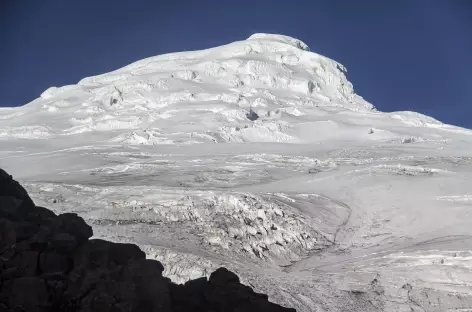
[2, 33, 472, 311]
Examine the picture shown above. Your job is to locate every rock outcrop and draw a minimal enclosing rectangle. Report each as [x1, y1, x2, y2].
[0, 168, 295, 312]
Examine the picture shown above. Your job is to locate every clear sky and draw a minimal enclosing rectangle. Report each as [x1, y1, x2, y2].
[1, 0, 471, 127]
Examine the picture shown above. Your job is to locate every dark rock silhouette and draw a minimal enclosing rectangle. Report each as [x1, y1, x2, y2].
[0, 168, 295, 312]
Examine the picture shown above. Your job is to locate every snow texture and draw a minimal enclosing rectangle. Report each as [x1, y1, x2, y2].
[2, 33, 472, 311]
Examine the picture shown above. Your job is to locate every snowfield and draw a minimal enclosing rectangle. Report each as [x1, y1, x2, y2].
[2, 33, 472, 311]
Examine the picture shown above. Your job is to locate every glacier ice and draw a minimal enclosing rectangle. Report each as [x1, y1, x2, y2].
[2, 33, 472, 311]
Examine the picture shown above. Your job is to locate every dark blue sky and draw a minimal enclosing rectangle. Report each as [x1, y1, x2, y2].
[1, 1, 471, 127]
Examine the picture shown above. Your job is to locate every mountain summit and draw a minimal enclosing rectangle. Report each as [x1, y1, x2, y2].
[2, 35, 472, 311]
[3, 33, 382, 144]
[247, 33, 311, 51]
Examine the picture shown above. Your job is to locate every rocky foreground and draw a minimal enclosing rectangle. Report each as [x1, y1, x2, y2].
[0, 168, 295, 312]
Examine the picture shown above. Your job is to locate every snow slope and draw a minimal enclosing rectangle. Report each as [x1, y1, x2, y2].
[2, 33, 472, 311]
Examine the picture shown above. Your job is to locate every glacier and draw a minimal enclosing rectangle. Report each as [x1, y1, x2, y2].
[1, 33, 472, 311]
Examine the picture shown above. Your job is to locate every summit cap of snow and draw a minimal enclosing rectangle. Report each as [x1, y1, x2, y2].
[247, 33, 310, 51]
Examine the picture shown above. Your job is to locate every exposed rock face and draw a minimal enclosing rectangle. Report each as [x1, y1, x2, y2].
[0, 168, 295, 312]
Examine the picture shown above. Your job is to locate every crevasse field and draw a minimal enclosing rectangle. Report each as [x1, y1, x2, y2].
[1, 34, 472, 311]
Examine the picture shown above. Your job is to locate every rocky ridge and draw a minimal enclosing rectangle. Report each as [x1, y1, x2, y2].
[0, 168, 295, 312]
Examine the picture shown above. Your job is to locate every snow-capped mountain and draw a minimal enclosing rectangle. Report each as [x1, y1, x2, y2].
[2, 34, 472, 311]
